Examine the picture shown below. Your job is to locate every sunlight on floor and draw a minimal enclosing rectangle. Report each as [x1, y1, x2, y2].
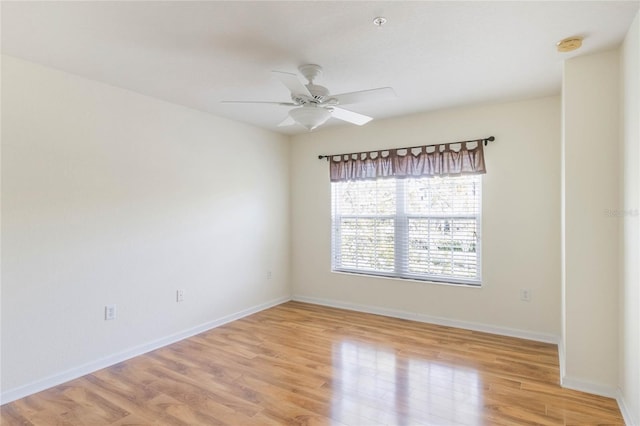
[331, 339, 483, 425]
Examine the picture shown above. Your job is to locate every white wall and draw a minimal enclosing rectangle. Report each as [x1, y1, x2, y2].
[620, 11, 640, 425]
[2, 32, 636, 416]
[290, 97, 561, 340]
[0, 55, 291, 401]
[562, 50, 620, 394]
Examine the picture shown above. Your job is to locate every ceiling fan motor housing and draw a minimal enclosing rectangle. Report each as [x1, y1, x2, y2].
[291, 83, 331, 105]
[296, 64, 333, 104]
[306, 84, 330, 102]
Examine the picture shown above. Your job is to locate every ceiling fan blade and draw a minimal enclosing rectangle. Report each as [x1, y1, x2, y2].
[277, 116, 296, 127]
[221, 100, 297, 106]
[332, 87, 396, 106]
[330, 107, 373, 126]
[272, 71, 312, 97]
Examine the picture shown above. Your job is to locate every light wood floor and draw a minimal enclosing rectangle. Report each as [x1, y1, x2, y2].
[1, 301, 624, 425]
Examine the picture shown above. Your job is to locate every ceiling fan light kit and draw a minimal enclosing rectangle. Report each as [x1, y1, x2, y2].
[289, 105, 332, 131]
[223, 63, 396, 131]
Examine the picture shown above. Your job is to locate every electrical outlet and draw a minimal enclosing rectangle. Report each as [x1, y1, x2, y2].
[105, 304, 117, 320]
[520, 289, 531, 302]
[177, 289, 185, 302]
[267, 271, 272, 280]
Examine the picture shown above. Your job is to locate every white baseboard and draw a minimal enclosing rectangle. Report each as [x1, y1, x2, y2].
[617, 389, 638, 426]
[557, 336, 632, 423]
[561, 379, 636, 424]
[560, 376, 619, 399]
[292, 294, 559, 344]
[0, 296, 291, 405]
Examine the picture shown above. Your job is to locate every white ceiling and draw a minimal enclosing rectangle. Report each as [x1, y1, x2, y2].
[2, 1, 638, 135]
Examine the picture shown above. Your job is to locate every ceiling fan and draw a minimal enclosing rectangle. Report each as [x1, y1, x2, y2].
[223, 64, 396, 131]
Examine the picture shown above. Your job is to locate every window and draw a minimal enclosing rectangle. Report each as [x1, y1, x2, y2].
[331, 174, 481, 285]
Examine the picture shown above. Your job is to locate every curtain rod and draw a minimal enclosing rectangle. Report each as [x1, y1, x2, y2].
[317, 136, 495, 160]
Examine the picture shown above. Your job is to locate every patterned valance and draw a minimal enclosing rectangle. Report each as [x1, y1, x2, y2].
[327, 140, 487, 182]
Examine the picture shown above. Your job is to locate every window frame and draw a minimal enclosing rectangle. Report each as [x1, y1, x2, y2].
[331, 175, 482, 286]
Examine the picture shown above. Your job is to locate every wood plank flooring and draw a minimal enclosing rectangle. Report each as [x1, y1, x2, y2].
[1, 301, 624, 425]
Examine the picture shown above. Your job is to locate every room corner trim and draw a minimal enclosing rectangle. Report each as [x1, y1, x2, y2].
[0, 295, 291, 405]
[616, 389, 638, 426]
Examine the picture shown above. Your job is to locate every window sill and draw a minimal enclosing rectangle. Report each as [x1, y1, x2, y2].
[331, 269, 483, 288]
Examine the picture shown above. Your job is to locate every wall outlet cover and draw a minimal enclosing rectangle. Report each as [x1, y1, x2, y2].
[105, 304, 117, 320]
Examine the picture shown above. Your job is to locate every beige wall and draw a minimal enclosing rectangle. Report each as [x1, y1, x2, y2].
[561, 50, 620, 394]
[620, 11, 640, 425]
[290, 97, 562, 340]
[0, 56, 291, 400]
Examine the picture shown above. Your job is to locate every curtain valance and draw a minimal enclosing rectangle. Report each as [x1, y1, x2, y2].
[327, 139, 487, 182]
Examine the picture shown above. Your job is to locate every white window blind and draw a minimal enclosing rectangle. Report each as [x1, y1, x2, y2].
[331, 175, 481, 285]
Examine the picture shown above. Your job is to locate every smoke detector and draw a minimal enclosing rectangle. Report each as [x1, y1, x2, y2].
[557, 37, 583, 53]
